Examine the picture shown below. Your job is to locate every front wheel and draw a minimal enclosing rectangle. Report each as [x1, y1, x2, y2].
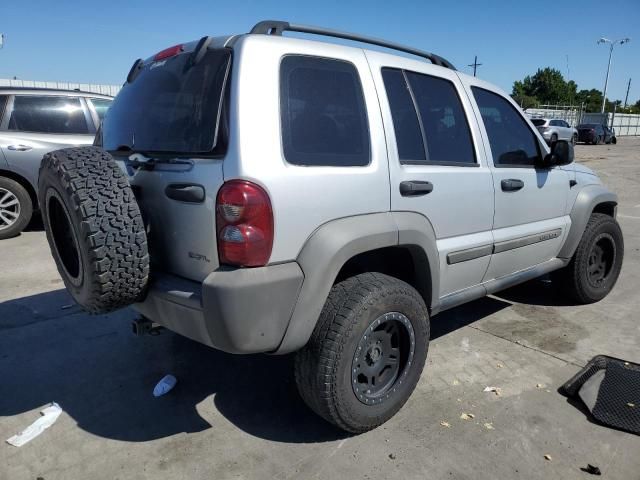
[560, 213, 624, 304]
[0, 177, 33, 240]
[571, 133, 577, 145]
[294, 273, 429, 433]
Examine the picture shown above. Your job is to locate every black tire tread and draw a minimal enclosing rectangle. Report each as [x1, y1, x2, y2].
[294, 272, 428, 433]
[39, 146, 149, 313]
[562, 213, 623, 304]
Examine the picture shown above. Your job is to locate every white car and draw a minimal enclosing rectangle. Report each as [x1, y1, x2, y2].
[531, 118, 578, 145]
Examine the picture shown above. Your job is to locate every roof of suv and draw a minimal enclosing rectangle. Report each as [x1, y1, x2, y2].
[0, 87, 113, 99]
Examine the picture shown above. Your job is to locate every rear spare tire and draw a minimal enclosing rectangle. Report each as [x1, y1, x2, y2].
[38, 147, 149, 313]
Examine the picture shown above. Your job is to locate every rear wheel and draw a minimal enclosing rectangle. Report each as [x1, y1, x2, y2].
[0, 177, 33, 240]
[38, 147, 150, 313]
[294, 273, 429, 433]
[560, 213, 623, 304]
[550, 133, 558, 146]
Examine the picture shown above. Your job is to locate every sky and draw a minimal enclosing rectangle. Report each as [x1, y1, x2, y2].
[1, 0, 639, 103]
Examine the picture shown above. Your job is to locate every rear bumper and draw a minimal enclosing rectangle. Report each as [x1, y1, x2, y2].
[133, 262, 304, 354]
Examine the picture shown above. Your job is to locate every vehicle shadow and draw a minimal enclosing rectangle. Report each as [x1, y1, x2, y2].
[24, 212, 44, 232]
[492, 275, 578, 307]
[0, 289, 345, 444]
[0, 279, 569, 444]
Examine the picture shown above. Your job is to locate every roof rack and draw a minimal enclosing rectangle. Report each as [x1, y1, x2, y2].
[249, 20, 456, 70]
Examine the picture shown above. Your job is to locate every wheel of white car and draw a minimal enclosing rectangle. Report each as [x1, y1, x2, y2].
[0, 177, 33, 240]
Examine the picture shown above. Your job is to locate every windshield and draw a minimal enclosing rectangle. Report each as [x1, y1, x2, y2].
[578, 124, 598, 129]
[530, 119, 547, 126]
[102, 49, 231, 155]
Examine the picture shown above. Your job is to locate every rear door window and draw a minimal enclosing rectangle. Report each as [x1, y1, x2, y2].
[472, 87, 541, 167]
[531, 119, 546, 126]
[8, 96, 90, 134]
[381, 69, 426, 161]
[280, 55, 370, 167]
[381, 68, 476, 165]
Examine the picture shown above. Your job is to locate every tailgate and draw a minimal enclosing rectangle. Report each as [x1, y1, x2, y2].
[129, 160, 223, 282]
[101, 41, 232, 282]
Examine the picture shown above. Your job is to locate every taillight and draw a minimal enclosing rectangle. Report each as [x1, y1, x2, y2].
[154, 44, 183, 61]
[216, 180, 273, 267]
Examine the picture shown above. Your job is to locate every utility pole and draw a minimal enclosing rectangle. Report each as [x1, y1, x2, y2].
[0, 33, 5, 49]
[623, 78, 632, 108]
[597, 37, 631, 113]
[468, 55, 482, 77]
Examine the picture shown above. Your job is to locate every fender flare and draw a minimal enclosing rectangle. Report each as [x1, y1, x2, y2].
[275, 211, 440, 354]
[558, 184, 618, 259]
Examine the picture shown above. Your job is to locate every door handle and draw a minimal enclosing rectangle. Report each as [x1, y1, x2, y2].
[400, 180, 433, 197]
[501, 179, 524, 192]
[7, 144, 33, 151]
[165, 183, 205, 203]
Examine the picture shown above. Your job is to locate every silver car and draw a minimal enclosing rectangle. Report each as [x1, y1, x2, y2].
[38, 20, 623, 433]
[0, 88, 112, 238]
[531, 117, 578, 145]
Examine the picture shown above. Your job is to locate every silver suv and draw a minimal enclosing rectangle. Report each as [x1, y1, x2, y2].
[37, 21, 624, 433]
[531, 117, 578, 145]
[0, 88, 112, 238]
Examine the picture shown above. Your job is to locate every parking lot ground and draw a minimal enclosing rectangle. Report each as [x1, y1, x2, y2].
[1, 138, 639, 480]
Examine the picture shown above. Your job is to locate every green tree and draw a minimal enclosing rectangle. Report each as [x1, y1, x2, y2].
[512, 67, 576, 105]
[512, 80, 538, 109]
[576, 89, 603, 112]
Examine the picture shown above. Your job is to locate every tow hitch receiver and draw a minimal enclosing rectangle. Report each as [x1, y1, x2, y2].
[132, 317, 164, 336]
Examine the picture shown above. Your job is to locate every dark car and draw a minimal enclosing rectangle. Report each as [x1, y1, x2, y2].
[576, 123, 614, 145]
[603, 125, 617, 144]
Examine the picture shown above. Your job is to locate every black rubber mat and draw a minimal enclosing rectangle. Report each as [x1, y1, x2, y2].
[561, 355, 640, 435]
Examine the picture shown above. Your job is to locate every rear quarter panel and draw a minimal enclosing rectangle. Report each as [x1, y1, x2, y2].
[225, 35, 391, 263]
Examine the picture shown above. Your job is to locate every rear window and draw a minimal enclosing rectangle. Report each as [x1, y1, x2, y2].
[280, 55, 370, 167]
[102, 49, 231, 155]
[530, 119, 546, 126]
[8, 96, 90, 134]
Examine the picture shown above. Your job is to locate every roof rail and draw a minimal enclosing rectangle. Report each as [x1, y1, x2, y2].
[249, 20, 456, 70]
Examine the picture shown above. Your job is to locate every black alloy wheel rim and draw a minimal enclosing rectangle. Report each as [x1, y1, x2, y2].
[352, 312, 416, 405]
[587, 234, 615, 288]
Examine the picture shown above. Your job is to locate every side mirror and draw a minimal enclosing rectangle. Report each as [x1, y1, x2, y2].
[540, 140, 574, 167]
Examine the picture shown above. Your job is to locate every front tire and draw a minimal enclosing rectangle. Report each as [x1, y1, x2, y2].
[561, 213, 624, 304]
[0, 177, 33, 240]
[571, 133, 577, 145]
[294, 273, 429, 433]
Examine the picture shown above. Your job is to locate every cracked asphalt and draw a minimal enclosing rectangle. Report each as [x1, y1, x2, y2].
[1, 138, 639, 480]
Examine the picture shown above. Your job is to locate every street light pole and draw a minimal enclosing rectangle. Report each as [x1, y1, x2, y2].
[597, 37, 631, 113]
